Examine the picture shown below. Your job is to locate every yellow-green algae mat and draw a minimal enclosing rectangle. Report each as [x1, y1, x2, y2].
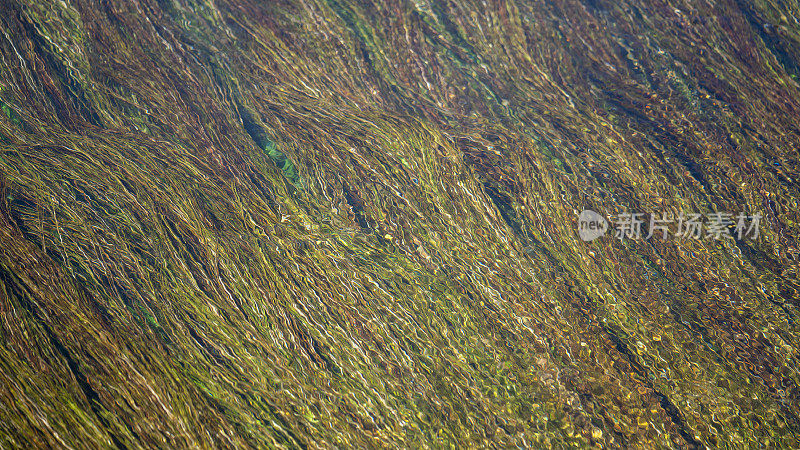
[0, 0, 799, 447]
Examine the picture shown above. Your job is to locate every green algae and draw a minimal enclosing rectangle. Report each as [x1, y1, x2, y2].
[0, 102, 19, 127]
[264, 140, 301, 187]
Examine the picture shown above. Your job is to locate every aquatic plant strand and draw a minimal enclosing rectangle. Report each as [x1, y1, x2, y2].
[0, 0, 799, 447]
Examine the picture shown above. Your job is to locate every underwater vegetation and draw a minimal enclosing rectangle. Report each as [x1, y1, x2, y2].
[0, 0, 800, 447]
